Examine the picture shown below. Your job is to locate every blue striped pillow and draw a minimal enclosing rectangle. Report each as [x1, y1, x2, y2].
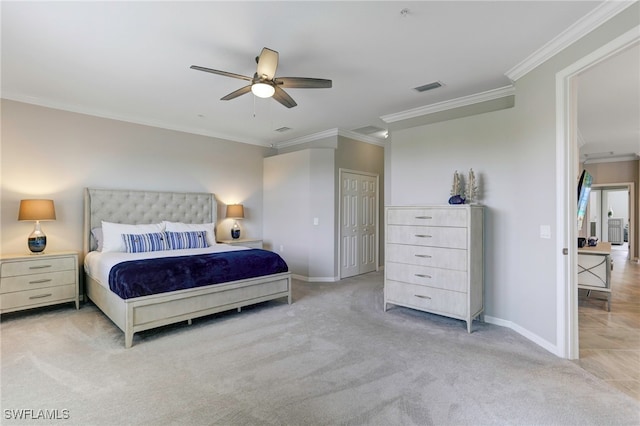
[165, 231, 209, 250]
[122, 232, 169, 253]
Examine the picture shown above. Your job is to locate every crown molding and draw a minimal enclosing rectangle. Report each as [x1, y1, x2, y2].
[337, 129, 387, 147]
[505, 0, 636, 81]
[274, 128, 340, 149]
[274, 128, 386, 149]
[380, 85, 515, 124]
[583, 153, 640, 164]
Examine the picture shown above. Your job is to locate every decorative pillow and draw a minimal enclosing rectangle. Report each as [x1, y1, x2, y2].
[122, 232, 169, 253]
[101, 221, 165, 253]
[91, 227, 104, 251]
[163, 221, 216, 246]
[165, 231, 209, 250]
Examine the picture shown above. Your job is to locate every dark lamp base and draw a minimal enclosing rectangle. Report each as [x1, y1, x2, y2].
[28, 236, 47, 253]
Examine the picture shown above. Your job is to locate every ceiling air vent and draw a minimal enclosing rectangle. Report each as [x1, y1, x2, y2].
[275, 127, 291, 133]
[414, 81, 443, 93]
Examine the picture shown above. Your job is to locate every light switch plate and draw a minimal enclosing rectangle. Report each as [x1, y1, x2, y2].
[540, 225, 551, 239]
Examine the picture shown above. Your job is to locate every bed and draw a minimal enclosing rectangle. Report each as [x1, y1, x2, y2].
[83, 188, 291, 348]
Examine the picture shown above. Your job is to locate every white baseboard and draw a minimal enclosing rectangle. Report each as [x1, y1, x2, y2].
[291, 274, 339, 282]
[484, 315, 561, 357]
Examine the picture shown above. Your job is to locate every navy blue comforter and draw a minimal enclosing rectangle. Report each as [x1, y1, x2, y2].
[108, 249, 288, 299]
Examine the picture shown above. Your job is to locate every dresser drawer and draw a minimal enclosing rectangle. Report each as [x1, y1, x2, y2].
[385, 280, 467, 318]
[386, 262, 468, 293]
[1, 257, 75, 277]
[387, 225, 467, 249]
[1, 270, 76, 293]
[0, 283, 76, 311]
[387, 208, 467, 227]
[386, 244, 467, 271]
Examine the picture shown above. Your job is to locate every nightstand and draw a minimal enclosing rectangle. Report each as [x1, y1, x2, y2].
[0, 251, 79, 314]
[218, 239, 263, 249]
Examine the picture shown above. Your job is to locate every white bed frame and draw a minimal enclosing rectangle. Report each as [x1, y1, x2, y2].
[83, 188, 291, 348]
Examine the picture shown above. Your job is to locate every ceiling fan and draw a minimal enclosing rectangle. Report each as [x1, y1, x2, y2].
[190, 47, 332, 108]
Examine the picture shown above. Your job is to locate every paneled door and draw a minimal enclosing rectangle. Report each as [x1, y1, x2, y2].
[340, 170, 378, 278]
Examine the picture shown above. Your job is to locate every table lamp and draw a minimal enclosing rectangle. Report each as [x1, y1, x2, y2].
[226, 204, 244, 239]
[18, 199, 56, 253]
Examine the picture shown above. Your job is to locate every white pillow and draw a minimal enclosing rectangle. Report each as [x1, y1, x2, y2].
[91, 227, 104, 251]
[163, 221, 217, 247]
[101, 221, 165, 253]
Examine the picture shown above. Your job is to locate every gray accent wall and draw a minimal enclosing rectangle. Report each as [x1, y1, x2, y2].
[264, 135, 384, 281]
[387, 3, 639, 351]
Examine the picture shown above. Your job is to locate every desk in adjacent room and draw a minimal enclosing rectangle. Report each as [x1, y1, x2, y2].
[578, 242, 612, 311]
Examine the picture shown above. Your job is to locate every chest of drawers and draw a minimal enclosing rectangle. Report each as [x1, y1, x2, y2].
[384, 206, 484, 332]
[0, 251, 79, 314]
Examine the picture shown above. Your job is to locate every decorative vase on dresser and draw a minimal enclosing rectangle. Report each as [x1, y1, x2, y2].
[384, 205, 484, 332]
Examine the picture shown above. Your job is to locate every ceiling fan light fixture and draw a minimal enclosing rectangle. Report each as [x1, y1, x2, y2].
[251, 82, 275, 98]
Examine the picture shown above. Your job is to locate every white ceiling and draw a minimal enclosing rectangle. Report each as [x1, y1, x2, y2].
[2, 1, 636, 152]
[577, 43, 640, 163]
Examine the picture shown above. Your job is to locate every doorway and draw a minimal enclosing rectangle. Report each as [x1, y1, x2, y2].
[589, 184, 632, 258]
[339, 169, 379, 279]
[557, 28, 639, 359]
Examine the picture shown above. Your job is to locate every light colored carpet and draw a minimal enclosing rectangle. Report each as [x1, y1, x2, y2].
[1, 271, 638, 425]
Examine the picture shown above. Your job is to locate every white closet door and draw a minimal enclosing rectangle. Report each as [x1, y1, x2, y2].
[340, 171, 378, 278]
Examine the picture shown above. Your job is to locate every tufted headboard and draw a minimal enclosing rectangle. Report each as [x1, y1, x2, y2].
[83, 188, 218, 255]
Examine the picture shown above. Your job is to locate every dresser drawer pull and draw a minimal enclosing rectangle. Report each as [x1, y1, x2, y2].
[414, 294, 432, 300]
[29, 279, 52, 284]
[414, 274, 432, 279]
[414, 254, 432, 258]
[29, 293, 53, 300]
[414, 234, 432, 238]
[415, 216, 432, 219]
[29, 265, 52, 270]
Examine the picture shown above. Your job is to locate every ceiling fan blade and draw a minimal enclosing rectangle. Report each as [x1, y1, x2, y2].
[190, 65, 252, 82]
[221, 85, 252, 101]
[272, 86, 297, 108]
[275, 77, 332, 89]
[256, 48, 278, 80]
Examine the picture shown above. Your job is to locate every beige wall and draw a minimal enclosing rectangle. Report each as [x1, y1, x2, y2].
[1, 100, 270, 256]
[1, 100, 384, 282]
[583, 160, 640, 256]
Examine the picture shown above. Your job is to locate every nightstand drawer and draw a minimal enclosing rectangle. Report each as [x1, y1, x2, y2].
[0, 270, 76, 293]
[1, 257, 75, 277]
[0, 283, 77, 311]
